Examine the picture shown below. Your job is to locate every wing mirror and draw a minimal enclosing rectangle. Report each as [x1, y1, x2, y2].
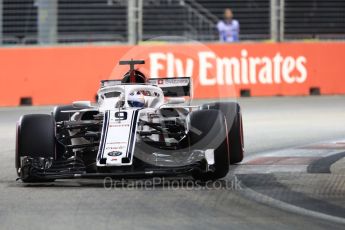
[167, 97, 185, 104]
[72, 101, 92, 108]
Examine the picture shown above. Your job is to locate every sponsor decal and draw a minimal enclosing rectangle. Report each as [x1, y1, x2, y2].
[149, 50, 307, 86]
[115, 111, 127, 121]
[108, 151, 122, 157]
[105, 146, 125, 150]
[107, 142, 127, 145]
[109, 123, 130, 128]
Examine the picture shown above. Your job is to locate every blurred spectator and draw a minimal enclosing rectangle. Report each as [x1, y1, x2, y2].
[217, 8, 240, 42]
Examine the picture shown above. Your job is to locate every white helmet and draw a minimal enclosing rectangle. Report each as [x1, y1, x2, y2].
[128, 92, 145, 108]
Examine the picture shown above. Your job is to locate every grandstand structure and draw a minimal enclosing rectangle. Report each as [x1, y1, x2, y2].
[0, 0, 344, 45]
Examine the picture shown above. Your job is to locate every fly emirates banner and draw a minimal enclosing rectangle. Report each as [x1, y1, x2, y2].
[112, 42, 344, 98]
[0, 42, 344, 105]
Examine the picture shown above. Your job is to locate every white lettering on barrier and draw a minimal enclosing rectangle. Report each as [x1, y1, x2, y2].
[149, 50, 308, 86]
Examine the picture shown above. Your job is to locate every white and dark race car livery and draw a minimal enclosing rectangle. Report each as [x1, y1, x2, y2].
[15, 59, 244, 182]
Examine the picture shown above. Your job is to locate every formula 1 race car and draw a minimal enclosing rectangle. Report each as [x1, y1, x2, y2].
[15, 60, 244, 182]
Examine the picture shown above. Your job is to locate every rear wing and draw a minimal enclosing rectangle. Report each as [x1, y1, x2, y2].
[100, 77, 192, 97]
[148, 77, 191, 97]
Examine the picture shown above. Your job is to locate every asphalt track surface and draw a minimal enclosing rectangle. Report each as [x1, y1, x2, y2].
[1, 96, 345, 230]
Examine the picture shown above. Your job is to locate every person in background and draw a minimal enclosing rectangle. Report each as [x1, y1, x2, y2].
[217, 8, 240, 42]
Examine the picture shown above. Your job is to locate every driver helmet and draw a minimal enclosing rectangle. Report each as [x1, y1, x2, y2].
[128, 91, 145, 108]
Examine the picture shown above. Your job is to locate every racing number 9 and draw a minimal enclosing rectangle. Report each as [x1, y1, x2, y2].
[115, 111, 127, 120]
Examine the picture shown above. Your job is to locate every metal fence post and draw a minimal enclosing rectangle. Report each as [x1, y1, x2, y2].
[0, 0, 3, 45]
[37, 0, 57, 44]
[127, 0, 143, 44]
[279, 0, 285, 41]
[270, 0, 284, 42]
[127, 0, 136, 44]
[137, 0, 143, 43]
[270, 0, 277, 41]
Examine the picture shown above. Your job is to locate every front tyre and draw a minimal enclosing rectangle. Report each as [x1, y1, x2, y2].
[188, 110, 230, 181]
[201, 102, 244, 164]
[16, 114, 56, 182]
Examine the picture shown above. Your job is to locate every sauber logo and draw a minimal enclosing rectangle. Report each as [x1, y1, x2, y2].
[149, 50, 307, 86]
[108, 151, 122, 157]
[114, 111, 127, 121]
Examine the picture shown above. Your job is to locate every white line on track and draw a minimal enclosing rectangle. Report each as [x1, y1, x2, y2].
[239, 180, 345, 225]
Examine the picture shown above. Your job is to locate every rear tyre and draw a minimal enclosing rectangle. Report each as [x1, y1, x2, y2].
[201, 102, 244, 164]
[16, 114, 56, 182]
[188, 110, 230, 181]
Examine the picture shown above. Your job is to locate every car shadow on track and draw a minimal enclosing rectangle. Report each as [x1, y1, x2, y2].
[10, 165, 241, 190]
